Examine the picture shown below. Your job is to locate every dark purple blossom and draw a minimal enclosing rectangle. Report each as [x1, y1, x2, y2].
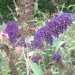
[31, 54, 41, 63]
[6, 21, 26, 48]
[32, 26, 53, 49]
[6, 21, 20, 44]
[46, 12, 73, 37]
[31, 38, 43, 49]
[53, 52, 61, 62]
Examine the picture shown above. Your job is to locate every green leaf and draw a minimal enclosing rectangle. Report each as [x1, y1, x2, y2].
[0, 23, 6, 31]
[29, 61, 44, 75]
[2, 67, 10, 75]
[56, 41, 65, 51]
[68, 47, 75, 51]
[72, 21, 75, 24]
[67, 4, 75, 9]
[53, 38, 65, 51]
[34, 0, 39, 13]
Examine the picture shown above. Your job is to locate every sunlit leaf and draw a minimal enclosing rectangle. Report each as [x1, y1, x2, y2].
[2, 67, 10, 75]
[29, 61, 44, 75]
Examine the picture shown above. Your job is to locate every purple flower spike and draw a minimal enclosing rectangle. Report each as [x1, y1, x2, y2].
[32, 26, 53, 49]
[46, 12, 73, 37]
[32, 12, 73, 49]
[6, 21, 26, 48]
[31, 54, 41, 63]
[53, 52, 61, 62]
[6, 21, 20, 44]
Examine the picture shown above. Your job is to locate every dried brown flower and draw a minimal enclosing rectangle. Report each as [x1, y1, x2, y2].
[16, 0, 34, 26]
[64, 62, 74, 75]
[44, 70, 53, 75]
[20, 24, 37, 37]
[55, 60, 64, 69]
[71, 50, 75, 57]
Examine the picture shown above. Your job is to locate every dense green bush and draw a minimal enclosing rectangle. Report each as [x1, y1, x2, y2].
[0, 0, 15, 22]
[38, 0, 57, 13]
[38, 0, 75, 13]
[0, 0, 75, 22]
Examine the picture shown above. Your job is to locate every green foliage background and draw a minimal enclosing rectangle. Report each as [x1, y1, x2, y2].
[0, 0, 14, 22]
[38, 0, 75, 12]
[0, 0, 75, 22]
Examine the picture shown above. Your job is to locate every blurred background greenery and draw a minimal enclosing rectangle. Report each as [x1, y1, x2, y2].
[0, 0, 15, 23]
[0, 0, 75, 23]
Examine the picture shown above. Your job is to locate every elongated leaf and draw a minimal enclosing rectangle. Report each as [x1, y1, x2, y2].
[0, 23, 6, 32]
[34, 0, 38, 13]
[29, 61, 44, 75]
[67, 4, 75, 9]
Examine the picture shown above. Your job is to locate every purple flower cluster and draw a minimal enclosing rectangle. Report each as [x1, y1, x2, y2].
[46, 13, 73, 37]
[32, 12, 73, 49]
[13, 36, 26, 47]
[32, 26, 53, 49]
[31, 54, 41, 63]
[53, 52, 61, 62]
[6, 21, 20, 44]
[6, 21, 26, 47]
